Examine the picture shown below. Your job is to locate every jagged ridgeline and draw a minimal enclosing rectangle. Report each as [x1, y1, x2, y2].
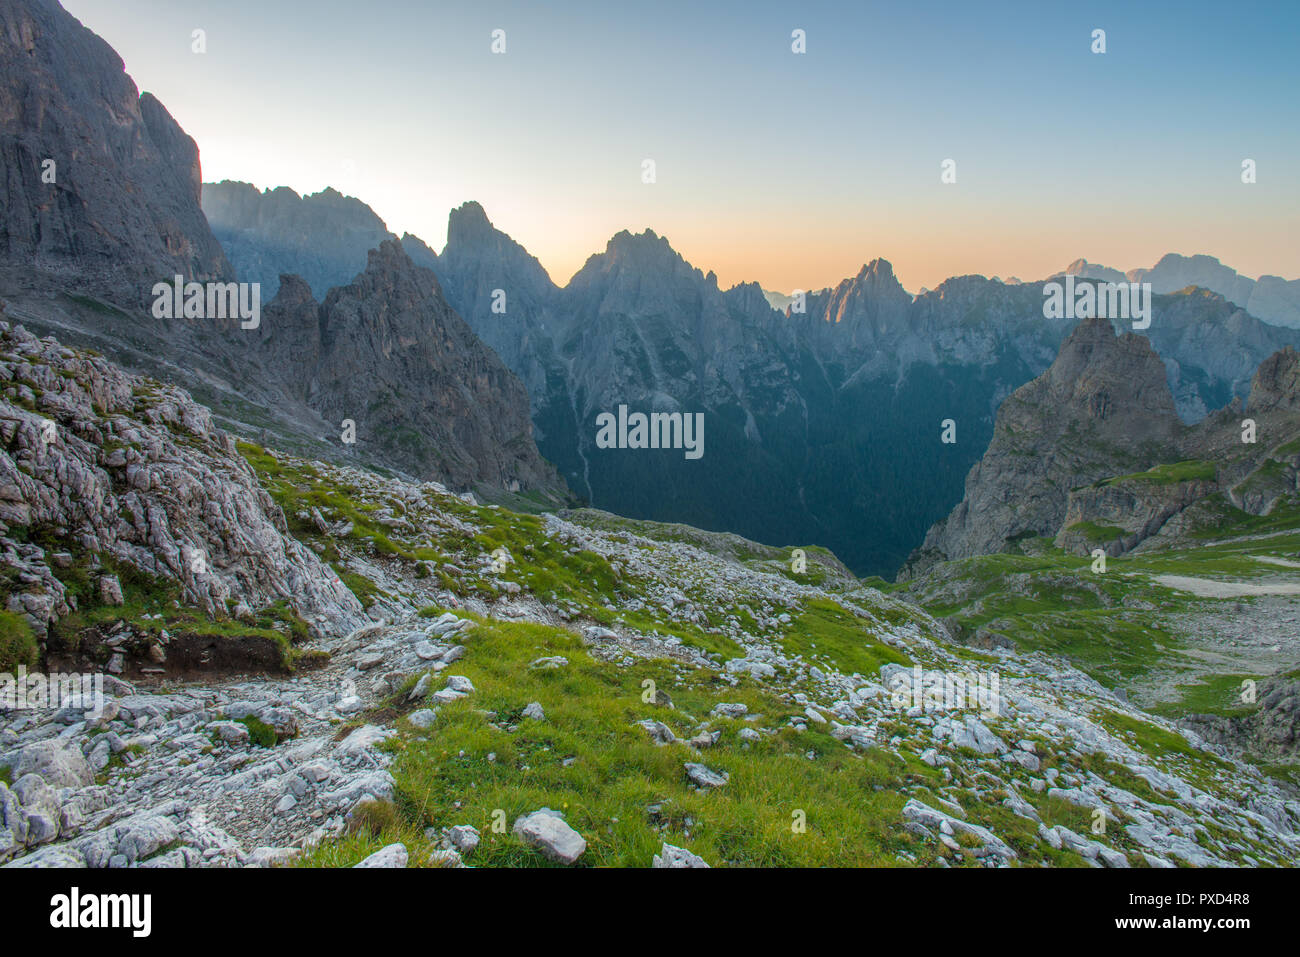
[198, 191, 1300, 577]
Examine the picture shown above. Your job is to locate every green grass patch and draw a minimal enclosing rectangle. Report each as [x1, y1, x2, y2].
[1098, 460, 1216, 487]
[297, 615, 943, 868]
[0, 609, 38, 673]
[782, 598, 911, 678]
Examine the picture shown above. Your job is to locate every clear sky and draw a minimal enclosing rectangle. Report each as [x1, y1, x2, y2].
[63, 0, 1299, 294]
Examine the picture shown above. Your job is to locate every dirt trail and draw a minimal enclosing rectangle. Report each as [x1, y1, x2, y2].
[1152, 574, 1300, 598]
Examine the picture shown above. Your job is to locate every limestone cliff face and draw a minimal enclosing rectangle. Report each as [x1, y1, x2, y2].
[0, 0, 232, 296]
[1246, 346, 1300, 418]
[258, 241, 563, 494]
[1054, 477, 1220, 557]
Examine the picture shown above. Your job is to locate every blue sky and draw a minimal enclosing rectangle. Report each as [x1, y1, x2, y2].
[63, 0, 1299, 292]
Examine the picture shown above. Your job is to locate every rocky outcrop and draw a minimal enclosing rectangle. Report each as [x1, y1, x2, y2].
[201, 182, 396, 299]
[256, 241, 563, 495]
[0, 317, 363, 650]
[1181, 674, 1300, 763]
[0, 0, 232, 298]
[1055, 475, 1219, 556]
[1246, 346, 1300, 418]
[906, 317, 1187, 571]
[906, 332, 1300, 573]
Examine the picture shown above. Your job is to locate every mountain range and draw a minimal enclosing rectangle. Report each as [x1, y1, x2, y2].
[196, 182, 1299, 576]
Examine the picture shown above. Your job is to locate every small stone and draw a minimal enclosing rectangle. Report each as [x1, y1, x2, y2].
[353, 843, 408, 868]
[407, 674, 432, 702]
[98, 574, 124, 606]
[711, 703, 748, 720]
[530, 656, 569, 670]
[521, 702, 546, 722]
[684, 763, 729, 789]
[407, 709, 437, 729]
[652, 842, 710, 868]
[447, 824, 480, 857]
[513, 809, 586, 865]
[638, 719, 676, 745]
[209, 721, 250, 745]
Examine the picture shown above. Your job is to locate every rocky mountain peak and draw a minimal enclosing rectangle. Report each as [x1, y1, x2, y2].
[439, 203, 554, 292]
[600, 229, 680, 270]
[904, 315, 1185, 570]
[1042, 315, 1178, 424]
[811, 256, 912, 333]
[856, 257, 900, 284]
[1060, 258, 1126, 282]
[268, 273, 316, 309]
[445, 201, 496, 246]
[301, 240, 563, 494]
[1247, 346, 1300, 415]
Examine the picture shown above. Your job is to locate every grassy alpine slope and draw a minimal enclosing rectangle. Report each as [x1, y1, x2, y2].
[228, 445, 1298, 868]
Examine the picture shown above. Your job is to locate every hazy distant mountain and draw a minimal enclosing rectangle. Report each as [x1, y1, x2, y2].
[762, 289, 797, 311]
[1056, 253, 1300, 329]
[1057, 259, 1127, 283]
[202, 181, 397, 299]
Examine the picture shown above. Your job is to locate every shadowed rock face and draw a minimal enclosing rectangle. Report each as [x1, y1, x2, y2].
[1247, 346, 1300, 417]
[0, 0, 232, 297]
[1181, 674, 1300, 763]
[202, 182, 396, 300]
[257, 241, 563, 493]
